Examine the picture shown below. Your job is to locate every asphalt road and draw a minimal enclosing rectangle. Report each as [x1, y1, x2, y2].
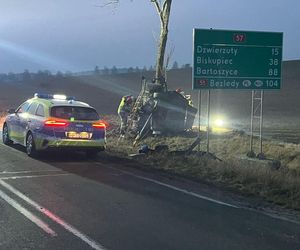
[0, 139, 300, 250]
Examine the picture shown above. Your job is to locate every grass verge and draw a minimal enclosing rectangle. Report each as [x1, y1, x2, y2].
[105, 115, 300, 210]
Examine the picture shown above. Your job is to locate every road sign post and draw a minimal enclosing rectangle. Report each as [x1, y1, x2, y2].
[207, 90, 210, 153]
[197, 90, 201, 152]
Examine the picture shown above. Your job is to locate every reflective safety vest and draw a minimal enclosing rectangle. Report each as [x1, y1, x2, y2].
[118, 96, 131, 114]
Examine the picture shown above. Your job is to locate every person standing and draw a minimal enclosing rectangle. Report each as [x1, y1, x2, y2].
[117, 95, 133, 135]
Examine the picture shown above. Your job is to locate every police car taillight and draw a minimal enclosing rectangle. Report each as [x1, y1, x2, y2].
[92, 121, 106, 129]
[44, 119, 68, 127]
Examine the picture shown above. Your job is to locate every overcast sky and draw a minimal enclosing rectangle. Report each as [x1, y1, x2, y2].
[0, 0, 299, 73]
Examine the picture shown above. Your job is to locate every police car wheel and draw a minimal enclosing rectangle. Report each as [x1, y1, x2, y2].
[26, 133, 37, 157]
[2, 124, 13, 145]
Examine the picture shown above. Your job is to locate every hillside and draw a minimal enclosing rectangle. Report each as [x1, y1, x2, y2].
[0, 60, 299, 129]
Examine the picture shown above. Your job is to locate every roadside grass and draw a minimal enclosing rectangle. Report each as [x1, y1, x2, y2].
[105, 115, 300, 210]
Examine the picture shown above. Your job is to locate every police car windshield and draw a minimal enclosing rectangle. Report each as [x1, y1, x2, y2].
[50, 106, 99, 121]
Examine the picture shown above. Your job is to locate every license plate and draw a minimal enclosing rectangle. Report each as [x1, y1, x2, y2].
[66, 131, 92, 139]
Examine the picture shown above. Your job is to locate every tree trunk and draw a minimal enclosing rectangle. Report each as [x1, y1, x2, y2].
[155, 0, 172, 85]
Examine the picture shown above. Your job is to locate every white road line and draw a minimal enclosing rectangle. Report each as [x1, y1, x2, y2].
[0, 170, 65, 174]
[105, 166, 300, 224]
[106, 165, 239, 209]
[0, 180, 106, 250]
[0, 173, 71, 180]
[0, 189, 57, 237]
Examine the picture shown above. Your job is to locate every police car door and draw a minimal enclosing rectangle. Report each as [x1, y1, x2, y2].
[21, 102, 39, 144]
[11, 101, 30, 143]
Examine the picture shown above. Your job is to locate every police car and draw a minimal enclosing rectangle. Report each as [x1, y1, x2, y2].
[2, 93, 106, 157]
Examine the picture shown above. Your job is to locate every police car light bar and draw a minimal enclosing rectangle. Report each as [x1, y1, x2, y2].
[34, 93, 76, 101]
[34, 93, 52, 99]
[53, 94, 67, 100]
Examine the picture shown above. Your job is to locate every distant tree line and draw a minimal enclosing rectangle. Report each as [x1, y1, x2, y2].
[0, 70, 59, 84]
[0, 69, 82, 84]
[0, 63, 192, 83]
[93, 65, 153, 75]
[93, 62, 191, 75]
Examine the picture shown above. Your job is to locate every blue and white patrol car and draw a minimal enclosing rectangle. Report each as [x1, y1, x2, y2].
[2, 93, 106, 157]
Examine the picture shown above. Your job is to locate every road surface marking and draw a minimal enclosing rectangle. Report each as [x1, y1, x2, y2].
[0, 188, 57, 237]
[0, 170, 65, 174]
[105, 165, 239, 209]
[0, 180, 107, 250]
[0, 173, 71, 180]
[246, 207, 300, 226]
[105, 166, 300, 225]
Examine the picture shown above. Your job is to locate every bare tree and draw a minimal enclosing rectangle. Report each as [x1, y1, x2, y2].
[104, 0, 172, 85]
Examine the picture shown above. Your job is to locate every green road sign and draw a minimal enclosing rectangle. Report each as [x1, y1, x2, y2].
[193, 29, 283, 90]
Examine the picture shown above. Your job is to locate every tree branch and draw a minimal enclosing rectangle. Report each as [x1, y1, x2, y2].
[96, 0, 119, 8]
[151, 0, 164, 25]
[162, 0, 168, 14]
[162, 0, 171, 26]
